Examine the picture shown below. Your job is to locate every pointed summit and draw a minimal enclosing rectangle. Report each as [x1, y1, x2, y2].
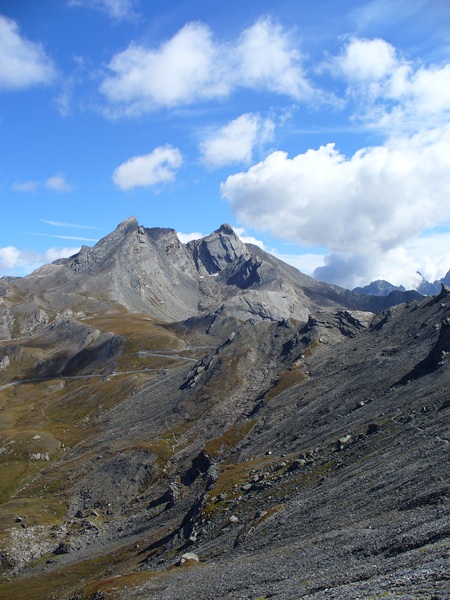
[216, 223, 236, 235]
[187, 224, 249, 275]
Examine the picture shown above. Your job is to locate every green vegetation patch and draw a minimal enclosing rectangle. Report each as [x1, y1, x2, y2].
[0, 496, 66, 532]
[81, 569, 162, 598]
[0, 374, 154, 507]
[0, 427, 62, 503]
[0, 462, 42, 505]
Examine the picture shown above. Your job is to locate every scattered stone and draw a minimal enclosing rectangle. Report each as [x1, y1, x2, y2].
[229, 515, 239, 523]
[82, 520, 99, 531]
[439, 398, 450, 410]
[367, 423, 381, 435]
[336, 435, 353, 451]
[178, 552, 199, 565]
[53, 542, 73, 555]
[0, 355, 10, 371]
[29, 452, 50, 461]
[288, 459, 306, 472]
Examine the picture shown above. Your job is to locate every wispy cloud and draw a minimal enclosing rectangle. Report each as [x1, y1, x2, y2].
[24, 232, 99, 242]
[12, 175, 73, 193]
[45, 175, 73, 192]
[350, 0, 428, 33]
[12, 181, 39, 192]
[68, 0, 139, 22]
[39, 219, 101, 230]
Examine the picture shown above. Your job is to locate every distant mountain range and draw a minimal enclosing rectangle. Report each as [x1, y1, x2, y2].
[416, 269, 450, 295]
[353, 270, 450, 297]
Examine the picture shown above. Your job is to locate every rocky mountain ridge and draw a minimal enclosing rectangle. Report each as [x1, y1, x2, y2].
[0, 217, 421, 339]
[353, 279, 407, 296]
[0, 218, 448, 599]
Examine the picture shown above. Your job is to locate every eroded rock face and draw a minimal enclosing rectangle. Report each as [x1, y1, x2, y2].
[187, 224, 250, 275]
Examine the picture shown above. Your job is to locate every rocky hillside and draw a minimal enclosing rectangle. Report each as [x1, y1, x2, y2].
[0, 219, 448, 599]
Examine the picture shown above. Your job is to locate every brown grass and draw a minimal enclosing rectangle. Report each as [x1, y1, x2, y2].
[204, 420, 256, 459]
[265, 365, 307, 401]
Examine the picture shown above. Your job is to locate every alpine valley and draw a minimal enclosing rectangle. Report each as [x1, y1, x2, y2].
[0, 218, 448, 599]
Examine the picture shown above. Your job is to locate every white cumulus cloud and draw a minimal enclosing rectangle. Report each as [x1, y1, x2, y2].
[113, 145, 183, 190]
[234, 18, 312, 98]
[221, 125, 450, 288]
[100, 18, 312, 116]
[176, 231, 204, 244]
[337, 37, 397, 82]
[276, 252, 326, 276]
[0, 15, 55, 90]
[0, 246, 80, 276]
[232, 227, 266, 249]
[334, 37, 450, 130]
[0, 246, 21, 270]
[44, 247, 80, 262]
[199, 113, 274, 169]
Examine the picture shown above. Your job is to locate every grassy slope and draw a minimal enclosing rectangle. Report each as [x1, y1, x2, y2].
[0, 307, 199, 586]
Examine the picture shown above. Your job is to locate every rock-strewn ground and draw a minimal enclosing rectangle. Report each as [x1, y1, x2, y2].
[0, 220, 448, 599]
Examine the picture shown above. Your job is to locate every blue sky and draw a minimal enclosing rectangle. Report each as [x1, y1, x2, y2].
[1, 0, 450, 289]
